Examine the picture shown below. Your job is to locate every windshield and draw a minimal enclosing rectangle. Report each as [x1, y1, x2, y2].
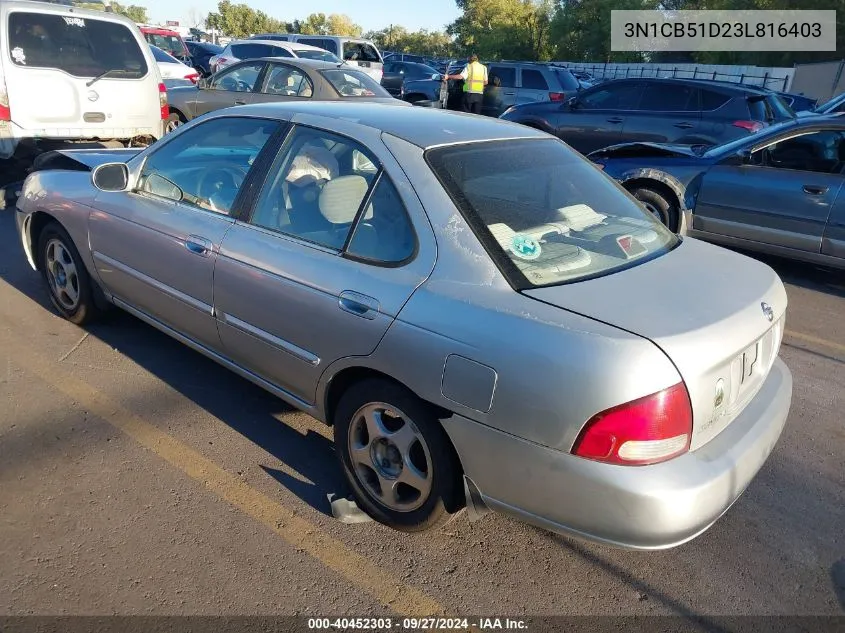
[295, 49, 341, 63]
[144, 33, 186, 58]
[321, 69, 389, 98]
[426, 139, 678, 288]
[8, 11, 148, 79]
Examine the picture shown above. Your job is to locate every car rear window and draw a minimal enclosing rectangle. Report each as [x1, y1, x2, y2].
[553, 68, 580, 92]
[426, 139, 678, 288]
[343, 42, 381, 63]
[8, 11, 148, 79]
[231, 43, 276, 59]
[321, 69, 389, 97]
[144, 33, 186, 58]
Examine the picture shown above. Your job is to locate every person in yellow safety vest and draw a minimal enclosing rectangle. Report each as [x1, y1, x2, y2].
[446, 54, 488, 114]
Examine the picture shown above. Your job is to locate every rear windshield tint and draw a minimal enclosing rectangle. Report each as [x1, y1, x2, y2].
[8, 12, 148, 79]
[343, 42, 381, 63]
[231, 43, 275, 59]
[426, 139, 678, 288]
[553, 68, 580, 91]
[321, 69, 389, 98]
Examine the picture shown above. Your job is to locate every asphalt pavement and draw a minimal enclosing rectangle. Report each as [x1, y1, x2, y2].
[1, 208, 843, 623]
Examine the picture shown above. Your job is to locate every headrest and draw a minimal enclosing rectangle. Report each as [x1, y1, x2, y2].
[319, 175, 369, 224]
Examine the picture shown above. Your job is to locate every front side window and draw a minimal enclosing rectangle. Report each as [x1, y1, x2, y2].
[8, 12, 148, 78]
[263, 65, 313, 97]
[580, 83, 643, 110]
[137, 117, 279, 215]
[752, 130, 845, 174]
[209, 62, 264, 92]
[426, 139, 678, 288]
[250, 126, 381, 250]
[320, 69, 387, 98]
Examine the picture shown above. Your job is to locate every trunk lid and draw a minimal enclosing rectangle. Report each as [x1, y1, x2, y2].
[524, 238, 787, 450]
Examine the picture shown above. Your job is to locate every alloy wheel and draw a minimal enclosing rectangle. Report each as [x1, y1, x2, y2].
[44, 238, 80, 311]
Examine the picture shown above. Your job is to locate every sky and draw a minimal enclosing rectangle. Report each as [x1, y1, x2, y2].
[145, 0, 462, 33]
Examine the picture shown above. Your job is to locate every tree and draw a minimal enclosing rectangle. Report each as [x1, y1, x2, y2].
[214, 0, 285, 37]
[365, 26, 456, 56]
[300, 13, 362, 36]
[96, 1, 148, 22]
[447, 0, 555, 60]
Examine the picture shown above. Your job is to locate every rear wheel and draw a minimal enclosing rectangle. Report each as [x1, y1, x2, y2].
[334, 379, 461, 531]
[37, 222, 102, 325]
[629, 184, 680, 232]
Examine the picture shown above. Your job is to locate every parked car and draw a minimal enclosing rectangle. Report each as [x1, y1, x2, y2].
[247, 34, 384, 82]
[447, 61, 581, 117]
[165, 58, 402, 132]
[15, 101, 792, 549]
[137, 24, 190, 63]
[0, 0, 166, 168]
[797, 91, 845, 117]
[150, 45, 199, 84]
[185, 40, 223, 77]
[381, 61, 445, 107]
[588, 114, 845, 269]
[209, 40, 342, 74]
[500, 78, 796, 155]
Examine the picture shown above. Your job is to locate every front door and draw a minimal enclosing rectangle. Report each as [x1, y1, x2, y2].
[694, 129, 845, 253]
[213, 124, 433, 404]
[88, 115, 281, 349]
[194, 61, 266, 115]
[249, 62, 315, 104]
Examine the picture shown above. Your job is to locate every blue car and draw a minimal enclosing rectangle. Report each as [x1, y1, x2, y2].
[588, 114, 845, 270]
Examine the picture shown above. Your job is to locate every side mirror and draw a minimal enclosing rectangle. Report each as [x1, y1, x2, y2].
[566, 96, 578, 108]
[432, 73, 442, 81]
[92, 163, 129, 192]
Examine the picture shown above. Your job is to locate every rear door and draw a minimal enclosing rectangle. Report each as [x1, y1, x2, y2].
[4, 9, 160, 138]
[250, 62, 314, 103]
[555, 81, 644, 153]
[194, 61, 266, 114]
[517, 67, 550, 106]
[694, 128, 845, 253]
[483, 65, 517, 117]
[822, 193, 845, 259]
[620, 82, 703, 144]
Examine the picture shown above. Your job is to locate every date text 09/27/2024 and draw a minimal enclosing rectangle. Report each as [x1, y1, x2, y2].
[622, 21, 823, 39]
[307, 618, 529, 630]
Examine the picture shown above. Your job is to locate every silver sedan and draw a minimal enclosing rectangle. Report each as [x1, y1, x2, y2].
[14, 102, 793, 549]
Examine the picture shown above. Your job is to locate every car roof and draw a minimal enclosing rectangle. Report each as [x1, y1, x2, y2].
[240, 57, 347, 70]
[230, 101, 549, 148]
[232, 39, 329, 52]
[0, 0, 136, 22]
[603, 76, 773, 95]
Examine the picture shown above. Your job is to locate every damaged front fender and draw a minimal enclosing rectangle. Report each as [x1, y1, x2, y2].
[618, 167, 693, 235]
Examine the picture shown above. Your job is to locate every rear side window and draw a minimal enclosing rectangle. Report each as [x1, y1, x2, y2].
[268, 45, 294, 58]
[747, 97, 773, 122]
[343, 42, 381, 63]
[637, 83, 698, 111]
[231, 43, 274, 59]
[8, 12, 148, 78]
[553, 68, 580, 92]
[293, 48, 339, 62]
[700, 90, 730, 111]
[298, 38, 338, 55]
[767, 94, 795, 119]
[321, 69, 389, 98]
[521, 69, 548, 90]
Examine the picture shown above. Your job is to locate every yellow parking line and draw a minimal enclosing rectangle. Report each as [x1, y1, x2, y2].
[784, 329, 845, 355]
[0, 319, 445, 617]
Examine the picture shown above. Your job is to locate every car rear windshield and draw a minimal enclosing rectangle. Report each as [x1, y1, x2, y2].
[426, 139, 679, 288]
[553, 68, 580, 91]
[8, 12, 148, 79]
[231, 43, 276, 59]
[144, 33, 186, 58]
[321, 69, 388, 97]
[295, 49, 340, 62]
[343, 42, 381, 63]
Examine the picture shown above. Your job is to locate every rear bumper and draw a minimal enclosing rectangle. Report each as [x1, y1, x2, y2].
[444, 357, 792, 549]
[0, 121, 161, 160]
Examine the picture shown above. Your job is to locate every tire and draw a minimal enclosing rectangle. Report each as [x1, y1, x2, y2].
[629, 185, 680, 232]
[165, 112, 186, 134]
[334, 379, 462, 532]
[37, 222, 102, 325]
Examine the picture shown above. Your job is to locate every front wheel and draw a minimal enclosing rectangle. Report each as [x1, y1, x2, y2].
[37, 222, 102, 325]
[334, 379, 462, 531]
[629, 185, 680, 232]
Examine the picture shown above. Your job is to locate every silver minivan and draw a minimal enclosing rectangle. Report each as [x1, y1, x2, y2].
[249, 33, 383, 82]
[0, 0, 165, 162]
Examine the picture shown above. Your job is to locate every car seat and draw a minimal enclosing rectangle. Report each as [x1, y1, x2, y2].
[297, 175, 371, 249]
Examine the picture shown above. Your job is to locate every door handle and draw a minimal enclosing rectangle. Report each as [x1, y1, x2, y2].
[606, 117, 623, 123]
[338, 291, 379, 320]
[803, 185, 829, 195]
[185, 235, 213, 256]
[234, 99, 247, 105]
[674, 122, 695, 129]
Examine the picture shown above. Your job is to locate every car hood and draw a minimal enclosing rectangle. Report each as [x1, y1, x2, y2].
[588, 142, 705, 160]
[36, 148, 143, 170]
[524, 237, 788, 450]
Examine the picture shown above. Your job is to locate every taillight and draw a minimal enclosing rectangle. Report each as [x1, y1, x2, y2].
[549, 92, 566, 102]
[572, 382, 693, 466]
[733, 120, 765, 132]
[185, 73, 200, 84]
[158, 82, 169, 120]
[0, 79, 10, 122]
